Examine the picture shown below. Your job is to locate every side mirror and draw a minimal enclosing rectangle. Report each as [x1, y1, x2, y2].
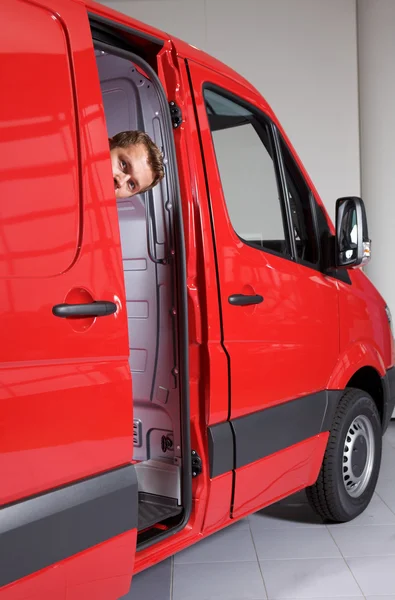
[335, 196, 371, 268]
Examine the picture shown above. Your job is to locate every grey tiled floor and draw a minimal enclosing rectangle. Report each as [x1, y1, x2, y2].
[125, 421, 395, 600]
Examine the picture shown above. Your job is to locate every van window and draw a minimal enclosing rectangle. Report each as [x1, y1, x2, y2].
[279, 137, 319, 265]
[204, 89, 289, 256]
[0, 6, 80, 278]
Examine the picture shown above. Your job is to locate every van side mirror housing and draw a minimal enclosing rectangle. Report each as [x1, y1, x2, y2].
[335, 196, 371, 268]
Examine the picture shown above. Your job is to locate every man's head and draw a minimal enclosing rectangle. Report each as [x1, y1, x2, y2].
[109, 130, 165, 199]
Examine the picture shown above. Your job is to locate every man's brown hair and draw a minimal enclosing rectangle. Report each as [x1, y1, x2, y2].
[110, 130, 165, 192]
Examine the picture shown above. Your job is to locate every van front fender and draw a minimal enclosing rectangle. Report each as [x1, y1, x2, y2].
[326, 341, 395, 432]
[327, 341, 386, 391]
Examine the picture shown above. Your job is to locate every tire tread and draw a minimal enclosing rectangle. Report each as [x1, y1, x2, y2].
[306, 388, 380, 522]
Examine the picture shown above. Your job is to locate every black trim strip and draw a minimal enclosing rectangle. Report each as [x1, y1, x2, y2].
[326, 267, 352, 285]
[89, 14, 165, 72]
[321, 390, 342, 433]
[208, 391, 342, 476]
[233, 391, 326, 469]
[271, 123, 297, 260]
[89, 13, 164, 50]
[0, 465, 138, 588]
[208, 422, 234, 478]
[382, 366, 395, 432]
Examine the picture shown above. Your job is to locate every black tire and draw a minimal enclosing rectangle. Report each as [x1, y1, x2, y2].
[306, 388, 382, 523]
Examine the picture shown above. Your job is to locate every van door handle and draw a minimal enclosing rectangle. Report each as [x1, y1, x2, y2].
[52, 301, 117, 318]
[228, 294, 264, 306]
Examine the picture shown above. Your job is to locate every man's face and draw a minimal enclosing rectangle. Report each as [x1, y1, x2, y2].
[110, 143, 154, 198]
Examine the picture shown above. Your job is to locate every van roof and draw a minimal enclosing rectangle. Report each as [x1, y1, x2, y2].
[84, 0, 261, 97]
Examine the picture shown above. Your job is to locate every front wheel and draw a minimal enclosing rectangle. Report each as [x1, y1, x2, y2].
[307, 388, 382, 522]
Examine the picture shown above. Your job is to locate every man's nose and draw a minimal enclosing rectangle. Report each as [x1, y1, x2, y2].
[117, 172, 131, 186]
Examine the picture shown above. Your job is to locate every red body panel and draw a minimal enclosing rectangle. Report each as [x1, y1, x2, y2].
[0, 0, 393, 598]
[158, 53, 230, 428]
[1, 530, 137, 600]
[325, 270, 392, 390]
[0, 0, 133, 505]
[201, 473, 234, 533]
[186, 60, 339, 419]
[0, 0, 138, 597]
[232, 434, 329, 519]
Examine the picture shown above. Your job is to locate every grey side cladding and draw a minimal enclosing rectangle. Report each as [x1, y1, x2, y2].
[320, 390, 342, 433]
[232, 391, 330, 469]
[208, 391, 341, 476]
[0, 464, 138, 588]
[208, 421, 234, 478]
[382, 366, 395, 432]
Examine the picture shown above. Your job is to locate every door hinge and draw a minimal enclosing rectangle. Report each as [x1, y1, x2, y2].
[191, 450, 202, 477]
[169, 101, 182, 128]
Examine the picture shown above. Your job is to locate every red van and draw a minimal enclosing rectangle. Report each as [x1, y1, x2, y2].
[1, 0, 394, 597]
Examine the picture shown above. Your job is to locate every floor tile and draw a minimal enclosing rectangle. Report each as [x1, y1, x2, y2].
[327, 493, 395, 528]
[376, 479, 395, 513]
[379, 444, 395, 480]
[249, 502, 324, 531]
[121, 558, 172, 599]
[252, 527, 340, 560]
[347, 556, 395, 595]
[230, 517, 252, 530]
[329, 523, 395, 556]
[378, 463, 394, 486]
[266, 598, 364, 600]
[123, 425, 395, 599]
[384, 421, 395, 448]
[173, 562, 267, 600]
[174, 523, 256, 564]
[260, 558, 362, 599]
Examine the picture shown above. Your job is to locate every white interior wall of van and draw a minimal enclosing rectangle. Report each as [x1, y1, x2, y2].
[95, 49, 183, 507]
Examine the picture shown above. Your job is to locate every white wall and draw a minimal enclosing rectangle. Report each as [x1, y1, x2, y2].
[357, 0, 395, 314]
[98, 0, 360, 220]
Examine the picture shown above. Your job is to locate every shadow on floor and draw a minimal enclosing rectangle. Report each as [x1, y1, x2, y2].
[120, 557, 172, 600]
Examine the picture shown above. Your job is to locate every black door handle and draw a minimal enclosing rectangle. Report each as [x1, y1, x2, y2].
[228, 294, 264, 306]
[52, 301, 117, 318]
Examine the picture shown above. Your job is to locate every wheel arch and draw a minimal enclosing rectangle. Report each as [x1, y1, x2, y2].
[327, 341, 387, 430]
[346, 366, 384, 426]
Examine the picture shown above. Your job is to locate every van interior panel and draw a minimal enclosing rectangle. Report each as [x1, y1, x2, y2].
[95, 49, 182, 532]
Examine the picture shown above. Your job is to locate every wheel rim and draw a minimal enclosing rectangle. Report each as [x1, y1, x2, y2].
[342, 414, 375, 498]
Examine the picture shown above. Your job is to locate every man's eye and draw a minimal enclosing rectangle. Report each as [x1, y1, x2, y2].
[120, 160, 127, 169]
[128, 181, 135, 191]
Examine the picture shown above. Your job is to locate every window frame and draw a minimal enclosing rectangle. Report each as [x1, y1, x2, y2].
[273, 126, 323, 271]
[201, 81, 344, 278]
[202, 83, 294, 261]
